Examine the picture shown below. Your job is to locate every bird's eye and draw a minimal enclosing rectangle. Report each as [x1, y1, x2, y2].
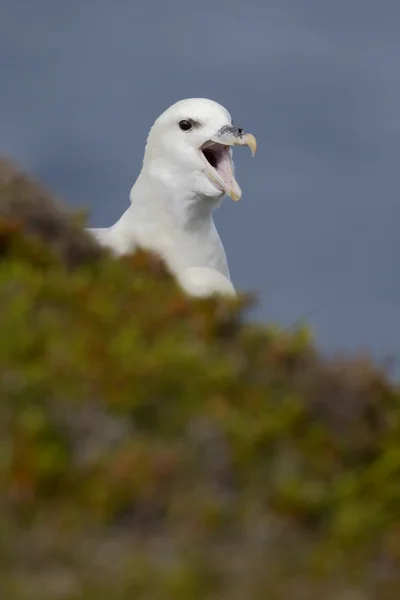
[179, 119, 193, 131]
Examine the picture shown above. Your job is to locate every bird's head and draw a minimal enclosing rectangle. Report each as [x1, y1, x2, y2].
[143, 98, 257, 202]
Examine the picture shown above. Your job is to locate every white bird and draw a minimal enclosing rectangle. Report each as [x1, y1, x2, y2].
[87, 98, 257, 298]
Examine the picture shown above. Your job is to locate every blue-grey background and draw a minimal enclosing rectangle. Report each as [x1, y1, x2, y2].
[1, 0, 400, 371]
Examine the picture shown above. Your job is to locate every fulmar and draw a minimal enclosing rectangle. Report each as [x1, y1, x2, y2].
[87, 98, 257, 297]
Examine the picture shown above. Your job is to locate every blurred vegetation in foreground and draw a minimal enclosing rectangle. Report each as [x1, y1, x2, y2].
[1, 158, 400, 600]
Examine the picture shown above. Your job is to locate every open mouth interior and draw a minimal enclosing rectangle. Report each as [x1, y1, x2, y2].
[201, 141, 230, 169]
[201, 140, 233, 183]
[200, 140, 240, 199]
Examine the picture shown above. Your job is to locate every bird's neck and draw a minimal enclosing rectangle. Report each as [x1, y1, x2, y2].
[129, 159, 222, 231]
[111, 160, 230, 280]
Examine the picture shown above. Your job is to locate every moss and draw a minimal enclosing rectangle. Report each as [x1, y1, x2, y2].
[1, 158, 400, 599]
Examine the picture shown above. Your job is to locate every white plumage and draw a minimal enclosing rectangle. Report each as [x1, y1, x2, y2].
[88, 98, 256, 298]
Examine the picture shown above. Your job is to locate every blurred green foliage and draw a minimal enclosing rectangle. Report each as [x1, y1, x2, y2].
[1, 158, 400, 599]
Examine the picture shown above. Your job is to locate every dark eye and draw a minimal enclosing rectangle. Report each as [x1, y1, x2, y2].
[179, 119, 193, 131]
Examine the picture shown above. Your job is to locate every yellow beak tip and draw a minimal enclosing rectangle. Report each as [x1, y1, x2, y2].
[229, 190, 241, 201]
[243, 133, 257, 157]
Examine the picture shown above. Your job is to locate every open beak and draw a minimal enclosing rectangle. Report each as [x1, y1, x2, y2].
[201, 126, 257, 201]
